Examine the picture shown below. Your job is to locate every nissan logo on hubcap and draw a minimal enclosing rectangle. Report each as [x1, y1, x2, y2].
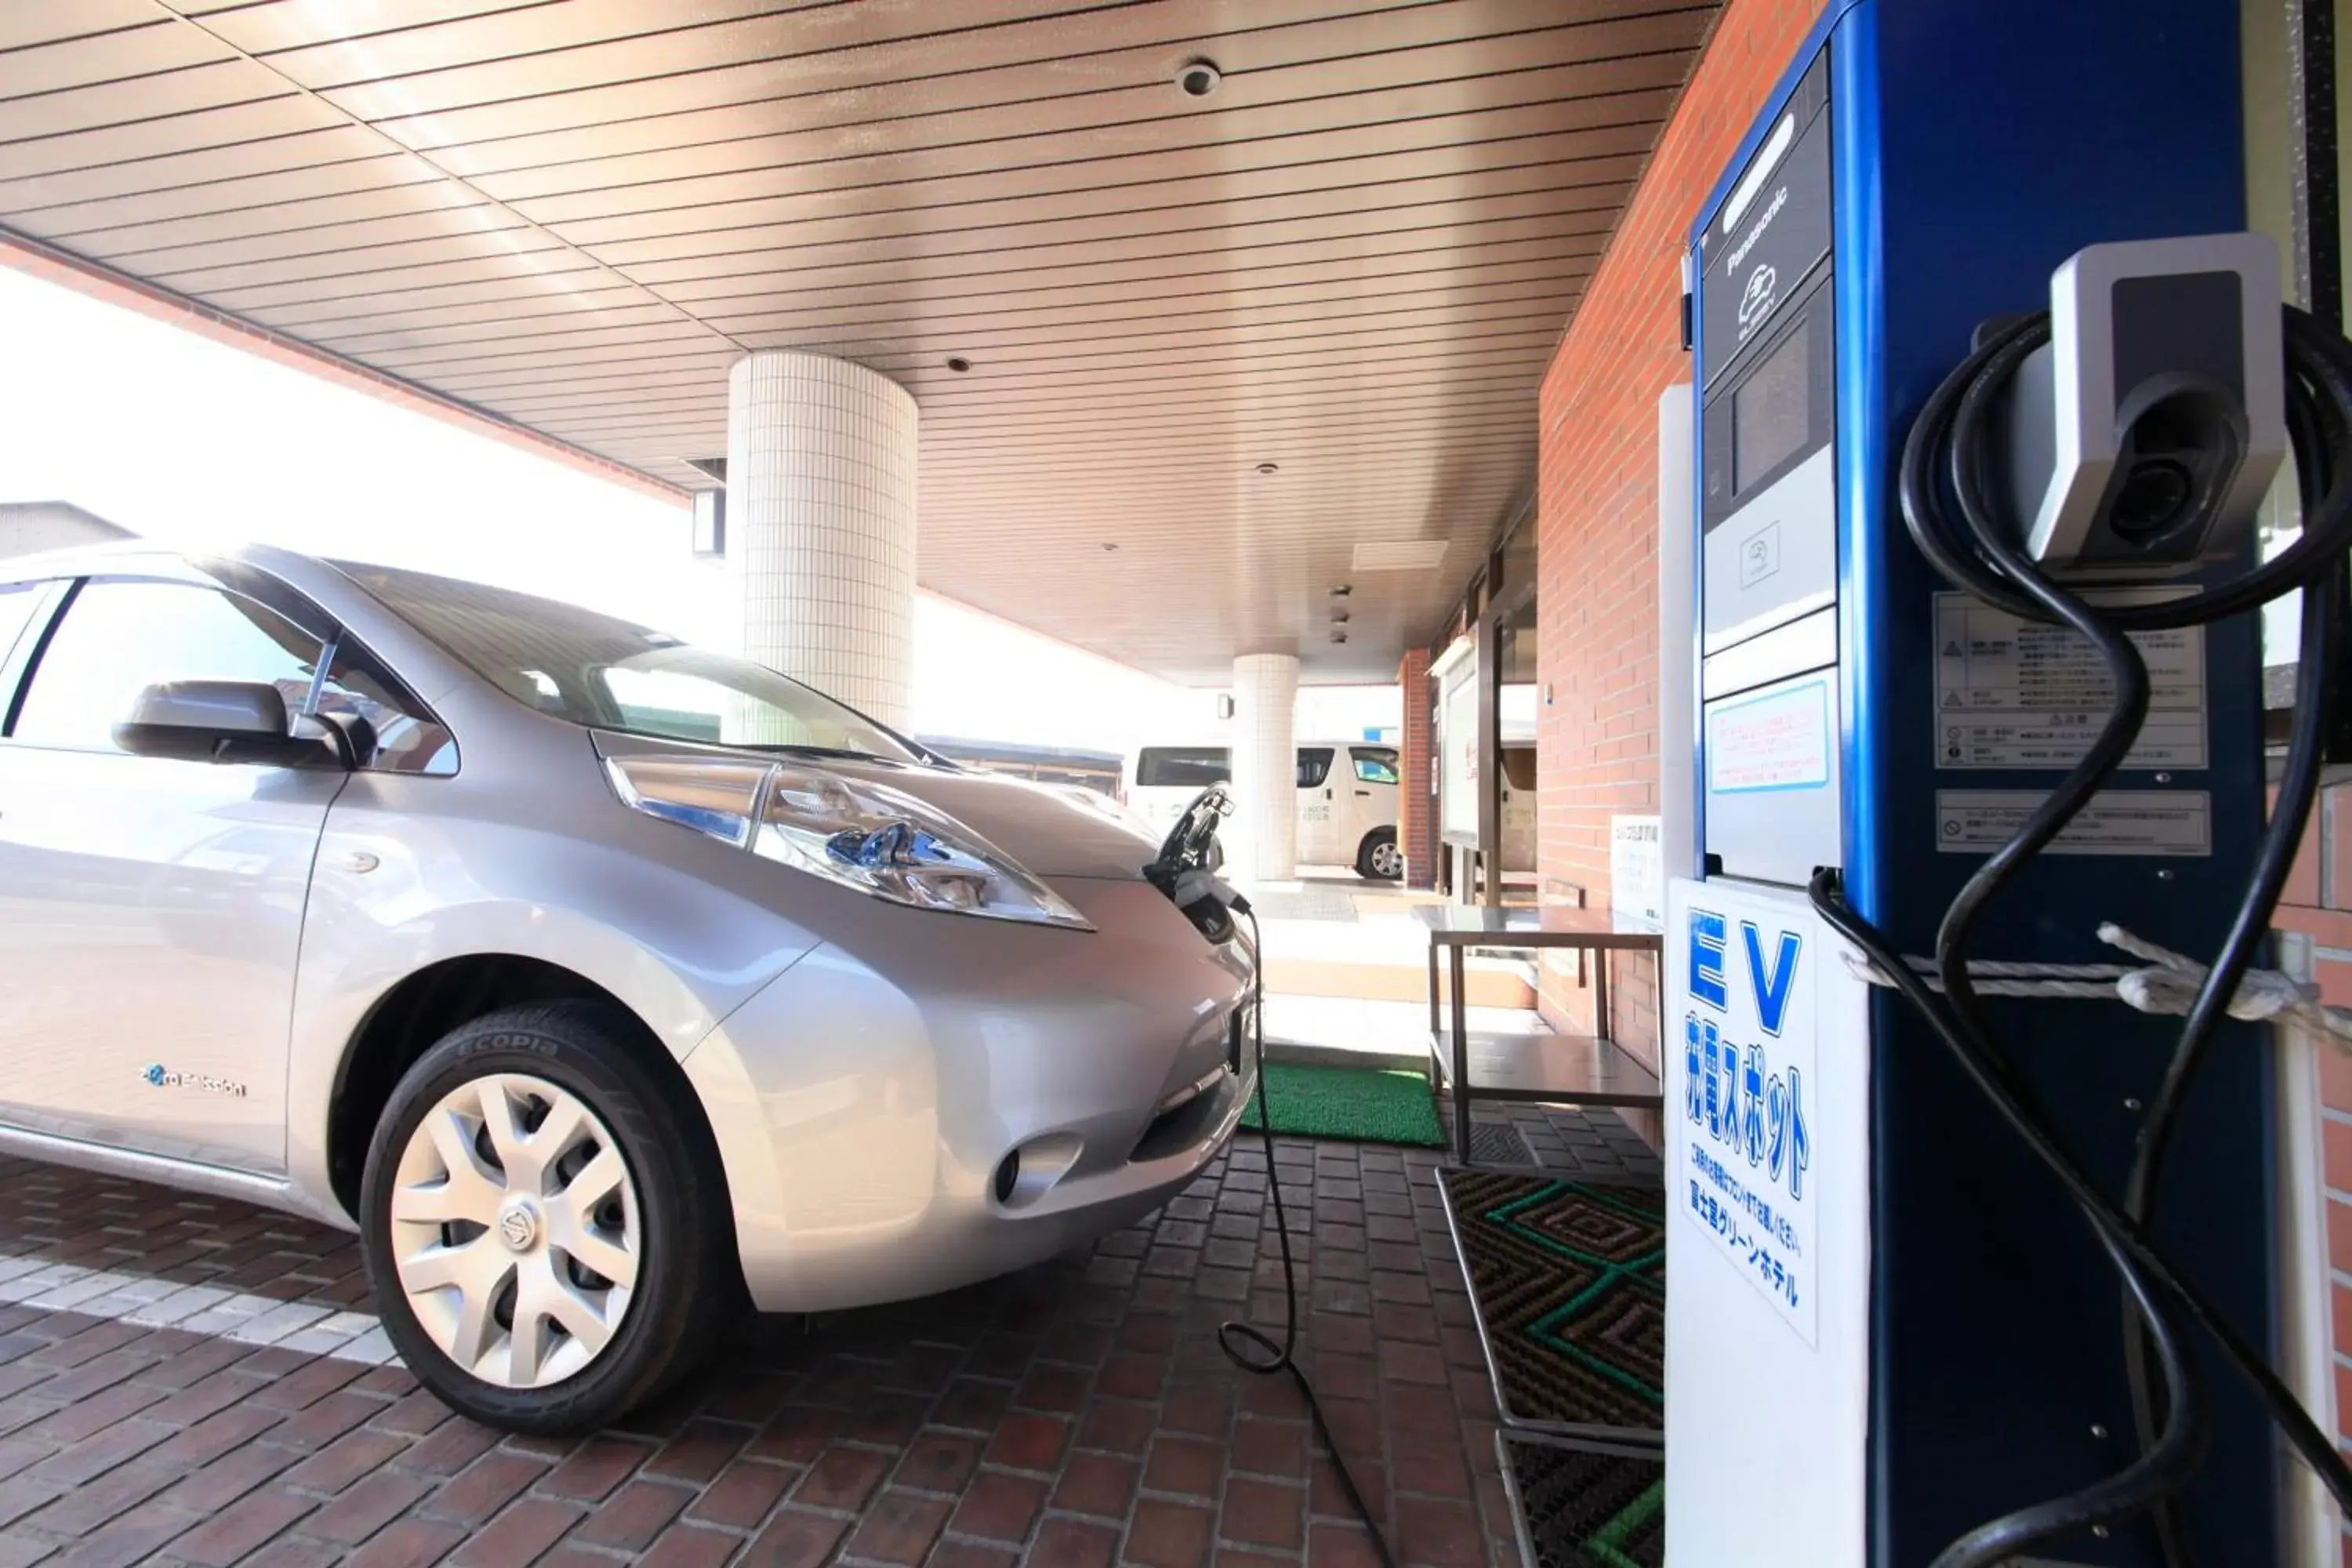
[497, 1200, 540, 1253]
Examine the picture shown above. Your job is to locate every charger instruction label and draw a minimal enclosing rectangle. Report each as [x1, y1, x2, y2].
[1934, 790, 2212, 856]
[1933, 593, 2205, 771]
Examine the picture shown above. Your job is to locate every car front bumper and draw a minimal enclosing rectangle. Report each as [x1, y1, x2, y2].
[678, 877, 1255, 1313]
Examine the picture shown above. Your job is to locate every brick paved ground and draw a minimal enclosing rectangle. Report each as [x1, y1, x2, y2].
[0, 1162, 369, 1315]
[0, 1105, 1657, 1568]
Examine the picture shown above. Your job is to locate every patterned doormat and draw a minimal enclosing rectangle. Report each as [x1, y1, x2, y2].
[1501, 1438, 1664, 1568]
[1466, 1120, 1533, 1166]
[1439, 1168, 1664, 1432]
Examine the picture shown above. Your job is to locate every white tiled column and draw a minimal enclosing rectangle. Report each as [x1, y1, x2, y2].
[1228, 653, 1299, 884]
[724, 350, 918, 728]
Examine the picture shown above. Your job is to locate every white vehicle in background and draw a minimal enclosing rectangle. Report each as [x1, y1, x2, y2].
[1126, 742, 1403, 880]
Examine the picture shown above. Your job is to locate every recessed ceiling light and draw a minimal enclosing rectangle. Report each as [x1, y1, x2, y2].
[1330, 630, 1349, 644]
[1330, 584, 1352, 597]
[1254, 461, 1279, 474]
[1330, 610, 1350, 624]
[1102, 542, 1120, 552]
[1176, 59, 1222, 99]
[946, 357, 972, 372]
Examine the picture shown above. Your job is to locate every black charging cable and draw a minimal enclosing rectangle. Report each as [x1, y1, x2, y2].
[2116, 387, 2349, 1543]
[1215, 897, 1400, 1568]
[1809, 302, 2352, 1565]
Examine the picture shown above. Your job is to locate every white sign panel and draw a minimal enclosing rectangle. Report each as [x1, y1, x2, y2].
[1933, 592, 2206, 770]
[1934, 789, 2211, 856]
[1706, 676, 1831, 793]
[1667, 877, 1868, 1568]
[1440, 656, 1480, 840]
[1609, 815, 1665, 931]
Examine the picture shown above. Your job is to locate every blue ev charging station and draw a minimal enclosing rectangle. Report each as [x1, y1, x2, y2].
[1658, 2, 2352, 1563]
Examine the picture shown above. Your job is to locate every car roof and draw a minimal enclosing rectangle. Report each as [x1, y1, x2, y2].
[0, 537, 172, 580]
[0, 537, 316, 577]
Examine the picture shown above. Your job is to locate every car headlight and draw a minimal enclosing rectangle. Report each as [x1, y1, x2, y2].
[604, 753, 1094, 931]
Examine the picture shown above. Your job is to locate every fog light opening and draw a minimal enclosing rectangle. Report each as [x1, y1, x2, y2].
[992, 1133, 1085, 1210]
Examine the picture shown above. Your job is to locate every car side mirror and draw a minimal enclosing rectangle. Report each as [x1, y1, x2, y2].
[114, 681, 346, 768]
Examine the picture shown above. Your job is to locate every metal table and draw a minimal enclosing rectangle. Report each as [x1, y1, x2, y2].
[1415, 904, 1666, 1163]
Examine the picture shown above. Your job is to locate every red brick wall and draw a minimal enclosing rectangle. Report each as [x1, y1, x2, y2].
[1396, 648, 1436, 888]
[1532, 0, 1828, 1065]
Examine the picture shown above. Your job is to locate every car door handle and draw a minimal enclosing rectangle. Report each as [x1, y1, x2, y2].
[1355, 789, 1370, 797]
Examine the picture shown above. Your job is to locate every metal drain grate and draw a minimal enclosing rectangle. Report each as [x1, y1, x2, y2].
[1468, 1121, 1533, 1165]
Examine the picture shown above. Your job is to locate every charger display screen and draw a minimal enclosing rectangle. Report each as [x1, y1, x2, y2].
[1735, 316, 1813, 492]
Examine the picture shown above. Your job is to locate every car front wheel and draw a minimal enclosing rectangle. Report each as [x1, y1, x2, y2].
[359, 1000, 731, 1434]
[1358, 827, 1403, 881]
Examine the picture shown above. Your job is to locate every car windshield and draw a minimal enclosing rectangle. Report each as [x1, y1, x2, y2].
[334, 561, 920, 764]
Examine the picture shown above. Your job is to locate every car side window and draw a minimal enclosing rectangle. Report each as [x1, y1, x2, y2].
[0, 583, 41, 669]
[9, 579, 320, 755]
[1295, 747, 1335, 788]
[1351, 747, 1400, 785]
[0, 582, 50, 730]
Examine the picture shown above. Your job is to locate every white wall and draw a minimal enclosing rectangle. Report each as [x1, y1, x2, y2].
[1297, 684, 1403, 742]
[0, 267, 724, 640]
[910, 591, 1203, 754]
[0, 262, 1404, 760]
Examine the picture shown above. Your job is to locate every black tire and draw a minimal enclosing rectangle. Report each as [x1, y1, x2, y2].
[359, 1000, 735, 1435]
[1356, 826, 1403, 881]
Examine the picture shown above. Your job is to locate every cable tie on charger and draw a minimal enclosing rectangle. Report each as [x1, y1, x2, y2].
[1838, 924, 2352, 1045]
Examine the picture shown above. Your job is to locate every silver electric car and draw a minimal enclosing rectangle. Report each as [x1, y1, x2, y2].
[0, 543, 1255, 1432]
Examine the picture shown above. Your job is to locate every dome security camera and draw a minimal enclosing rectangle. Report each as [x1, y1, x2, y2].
[1175, 60, 1222, 99]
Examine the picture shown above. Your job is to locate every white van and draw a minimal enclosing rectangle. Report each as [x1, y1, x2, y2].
[1127, 742, 1403, 880]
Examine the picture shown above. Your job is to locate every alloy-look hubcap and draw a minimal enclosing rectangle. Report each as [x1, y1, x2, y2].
[388, 1073, 640, 1389]
[1371, 841, 1403, 879]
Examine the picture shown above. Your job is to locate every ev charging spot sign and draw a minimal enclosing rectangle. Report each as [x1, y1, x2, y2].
[1665, 874, 1865, 1567]
[1677, 893, 1819, 1344]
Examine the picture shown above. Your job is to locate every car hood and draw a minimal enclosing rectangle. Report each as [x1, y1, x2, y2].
[822, 758, 1164, 880]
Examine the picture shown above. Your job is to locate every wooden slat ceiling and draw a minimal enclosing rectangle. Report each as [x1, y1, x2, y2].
[0, 0, 1717, 684]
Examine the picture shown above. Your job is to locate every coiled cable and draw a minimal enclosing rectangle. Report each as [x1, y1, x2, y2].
[1809, 302, 2352, 1564]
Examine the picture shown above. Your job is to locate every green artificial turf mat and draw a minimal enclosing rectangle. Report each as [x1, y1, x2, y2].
[1240, 1062, 1445, 1147]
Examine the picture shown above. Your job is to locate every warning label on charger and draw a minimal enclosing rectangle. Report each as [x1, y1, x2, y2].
[1933, 790, 2211, 856]
[1933, 593, 2205, 771]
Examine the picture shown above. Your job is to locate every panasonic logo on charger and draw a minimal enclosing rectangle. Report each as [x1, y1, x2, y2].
[1725, 184, 1788, 274]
